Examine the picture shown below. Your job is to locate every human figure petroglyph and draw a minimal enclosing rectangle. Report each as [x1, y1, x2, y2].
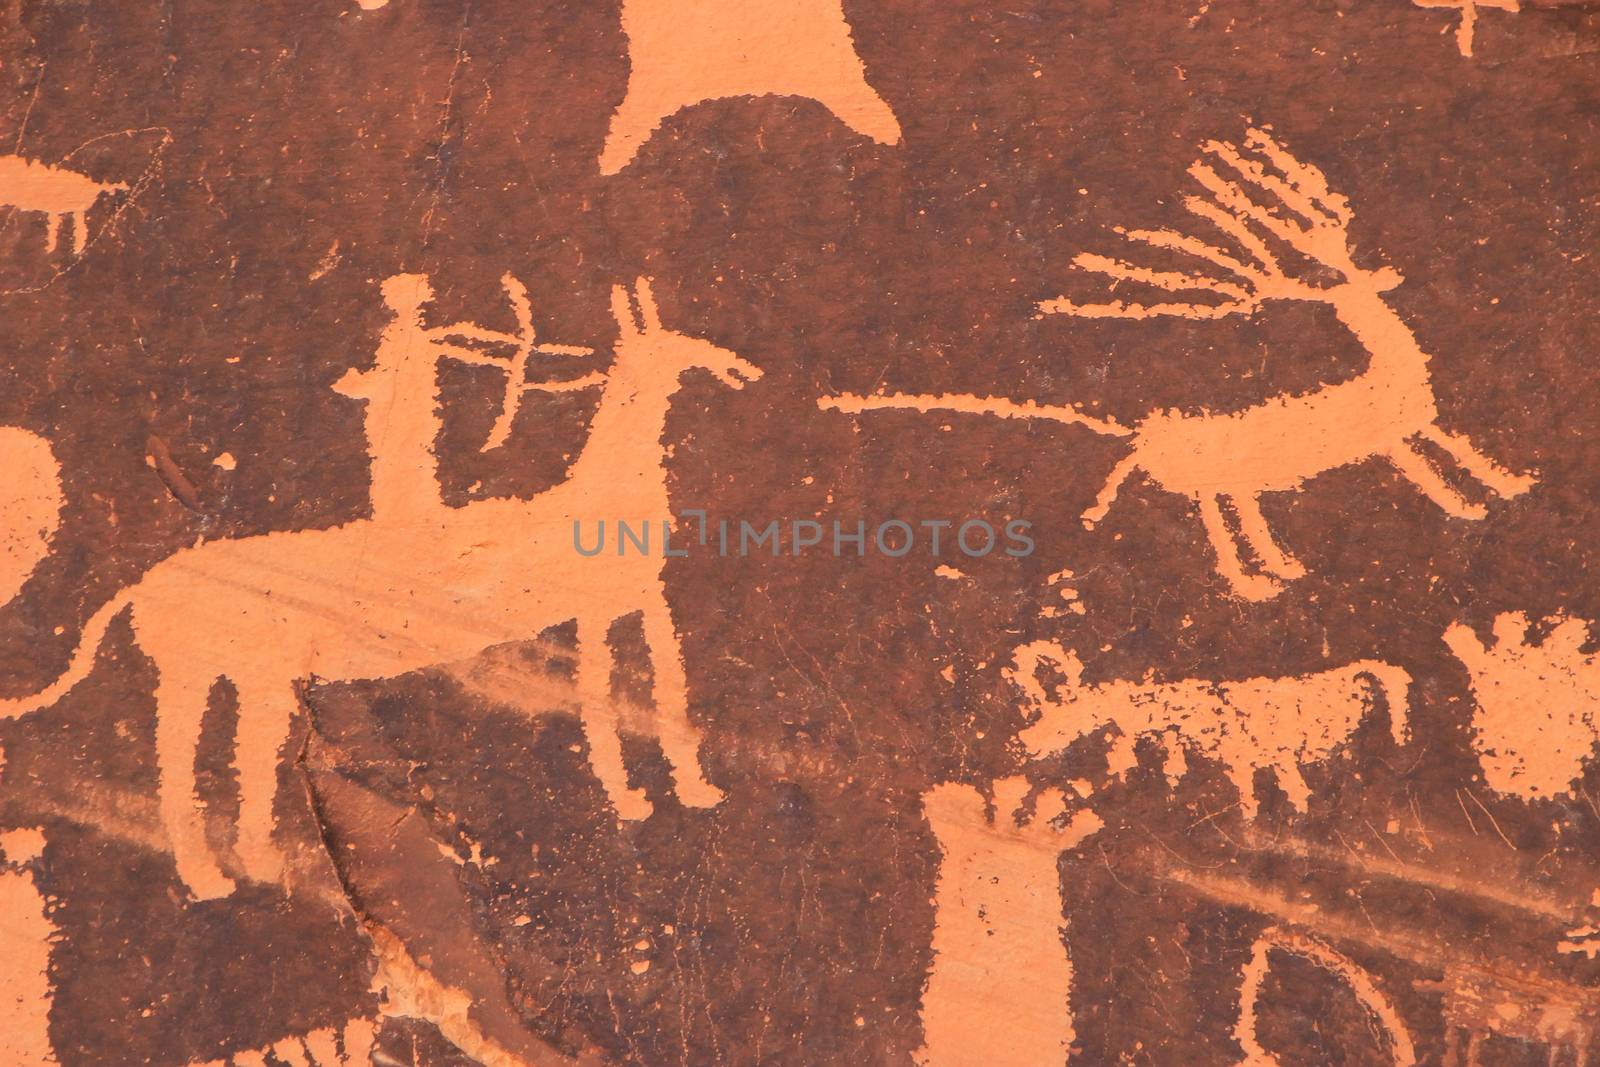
[1413, 0, 1520, 57]
[1443, 612, 1600, 801]
[919, 777, 1102, 1067]
[0, 153, 126, 256]
[0, 275, 758, 899]
[600, 0, 902, 174]
[1007, 641, 1411, 818]
[1041, 127, 1535, 599]
[1234, 927, 1417, 1067]
[0, 428, 61, 605]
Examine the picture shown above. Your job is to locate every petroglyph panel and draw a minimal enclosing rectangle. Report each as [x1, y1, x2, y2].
[2, 1, 1599, 1064]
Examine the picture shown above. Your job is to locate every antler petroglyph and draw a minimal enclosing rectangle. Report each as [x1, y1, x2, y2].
[1040, 127, 1391, 324]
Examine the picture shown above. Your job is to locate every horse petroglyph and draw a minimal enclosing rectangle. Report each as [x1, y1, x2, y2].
[0, 274, 759, 899]
[600, 0, 902, 174]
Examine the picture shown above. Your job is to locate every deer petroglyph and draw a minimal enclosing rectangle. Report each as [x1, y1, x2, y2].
[1444, 612, 1600, 801]
[0, 274, 759, 899]
[0, 154, 127, 256]
[600, 0, 902, 174]
[822, 129, 1535, 601]
[1007, 641, 1411, 818]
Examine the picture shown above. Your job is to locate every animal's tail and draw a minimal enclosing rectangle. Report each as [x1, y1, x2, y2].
[0, 592, 131, 719]
[1352, 661, 1412, 747]
[1082, 453, 1140, 528]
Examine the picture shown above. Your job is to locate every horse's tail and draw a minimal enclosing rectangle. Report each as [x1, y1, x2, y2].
[1352, 661, 1412, 747]
[0, 592, 132, 719]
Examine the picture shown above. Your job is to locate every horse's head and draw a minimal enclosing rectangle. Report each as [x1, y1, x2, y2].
[609, 277, 762, 392]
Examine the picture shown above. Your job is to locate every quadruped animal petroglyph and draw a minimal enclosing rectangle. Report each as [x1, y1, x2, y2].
[600, 0, 902, 174]
[1007, 639, 1411, 817]
[0, 153, 127, 257]
[823, 128, 1535, 600]
[0, 273, 760, 899]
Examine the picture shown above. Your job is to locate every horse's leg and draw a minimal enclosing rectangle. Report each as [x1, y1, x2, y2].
[153, 667, 236, 899]
[641, 596, 723, 809]
[1230, 491, 1307, 581]
[1082, 454, 1139, 528]
[575, 620, 652, 821]
[1389, 445, 1488, 520]
[1417, 423, 1536, 498]
[1198, 494, 1283, 601]
[231, 678, 299, 886]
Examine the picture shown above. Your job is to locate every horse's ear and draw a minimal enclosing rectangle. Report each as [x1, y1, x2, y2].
[609, 284, 638, 339]
[633, 276, 661, 331]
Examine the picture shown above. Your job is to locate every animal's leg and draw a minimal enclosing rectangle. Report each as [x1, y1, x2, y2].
[1197, 494, 1283, 601]
[231, 679, 299, 886]
[154, 670, 236, 899]
[641, 599, 724, 809]
[575, 622, 652, 820]
[1389, 445, 1488, 520]
[1417, 423, 1536, 499]
[42, 213, 60, 254]
[1082, 454, 1139, 528]
[1229, 491, 1307, 581]
[61, 211, 79, 256]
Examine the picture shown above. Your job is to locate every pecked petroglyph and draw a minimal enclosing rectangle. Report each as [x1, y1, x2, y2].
[1443, 612, 1600, 800]
[1042, 128, 1536, 599]
[186, 1018, 376, 1067]
[0, 154, 127, 257]
[1413, 0, 1520, 57]
[0, 274, 759, 899]
[919, 777, 1103, 1067]
[1233, 927, 1416, 1067]
[0, 428, 61, 605]
[1007, 640, 1410, 817]
[600, 0, 902, 174]
[0, 827, 55, 1067]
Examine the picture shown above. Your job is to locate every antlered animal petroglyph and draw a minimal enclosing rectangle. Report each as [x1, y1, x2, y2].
[0, 827, 54, 1067]
[1007, 641, 1410, 818]
[0, 274, 759, 899]
[1234, 928, 1416, 1066]
[919, 777, 1102, 1067]
[600, 0, 902, 174]
[1413, 0, 1520, 56]
[822, 129, 1537, 601]
[0, 154, 127, 256]
[0, 428, 61, 605]
[1443, 612, 1600, 800]
[1041, 128, 1534, 599]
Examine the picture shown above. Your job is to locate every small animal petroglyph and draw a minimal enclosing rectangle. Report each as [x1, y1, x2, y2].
[1443, 612, 1600, 800]
[919, 777, 1103, 1067]
[1007, 641, 1410, 817]
[0, 154, 126, 256]
[1234, 927, 1417, 1066]
[0, 274, 760, 899]
[601, 0, 902, 174]
[1414, 0, 1520, 56]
